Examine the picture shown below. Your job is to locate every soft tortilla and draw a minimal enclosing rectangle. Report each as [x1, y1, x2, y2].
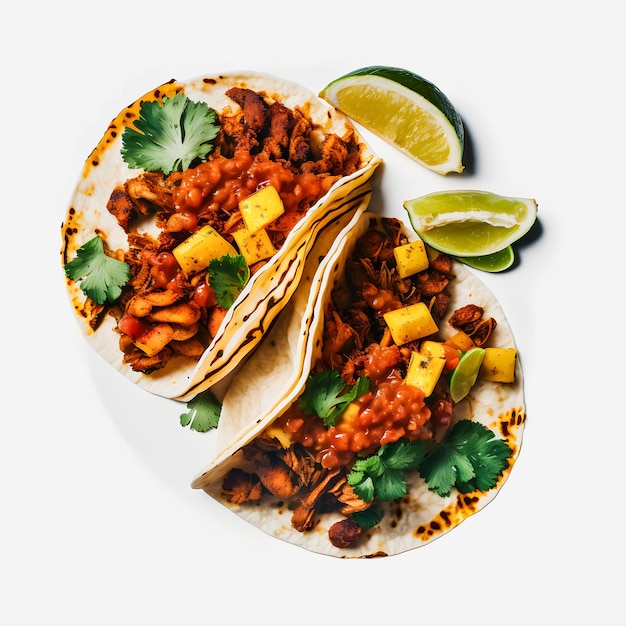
[61, 71, 380, 400]
[192, 213, 525, 558]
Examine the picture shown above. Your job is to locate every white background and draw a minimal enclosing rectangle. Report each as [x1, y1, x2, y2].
[2, 1, 622, 623]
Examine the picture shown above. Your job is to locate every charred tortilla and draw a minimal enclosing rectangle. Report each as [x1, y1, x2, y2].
[61, 72, 379, 400]
[192, 213, 525, 558]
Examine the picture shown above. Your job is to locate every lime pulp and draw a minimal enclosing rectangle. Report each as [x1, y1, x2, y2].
[319, 66, 464, 175]
[449, 348, 486, 402]
[404, 190, 537, 257]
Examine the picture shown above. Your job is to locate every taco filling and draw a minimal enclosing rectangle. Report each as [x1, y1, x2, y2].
[62, 74, 377, 396]
[107, 88, 362, 373]
[204, 216, 522, 553]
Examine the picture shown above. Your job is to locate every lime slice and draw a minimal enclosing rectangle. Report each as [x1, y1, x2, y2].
[454, 246, 515, 272]
[404, 190, 537, 257]
[319, 66, 464, 175]
[449, 348, 486, 403]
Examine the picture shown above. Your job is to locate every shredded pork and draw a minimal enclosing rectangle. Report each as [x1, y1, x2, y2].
[104, 87, 364, 373]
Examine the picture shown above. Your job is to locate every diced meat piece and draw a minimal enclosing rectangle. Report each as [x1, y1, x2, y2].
[430, 253, 453, 274]
[469, 317, 497, 347]
[417, 272, 450, 297]
[147, 301, 201, 326]
[107, 187, 135, 230]
[259, 101, 295, 160]
[170, 337, 205, 358]
[242, 443, 301, 498]
[207, 306, 227, 338]
[126, 171, 175, 210]
[222, 468, 263, 504]
[225, 87, 268, 133]
[291, 468, 342, 532]
[328, 518, 363, 548]
[448, 304, 484, 330]
[288, 111, 313, 164]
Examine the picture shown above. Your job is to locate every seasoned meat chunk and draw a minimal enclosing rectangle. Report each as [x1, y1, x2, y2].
[328, 518, 363, 548]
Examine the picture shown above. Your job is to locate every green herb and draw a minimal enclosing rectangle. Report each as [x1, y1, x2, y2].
[346, 420, 512, 506]
[64, 235, 130, 305]
[347, 439, 426, 502]
[418, 420, 512, 497]
[121, 93, 220, 175]
[298, 369, 370, 427]
[208, 254, 250, 309]
[180, 389, 222, 432]
[351, 506, 384, 530]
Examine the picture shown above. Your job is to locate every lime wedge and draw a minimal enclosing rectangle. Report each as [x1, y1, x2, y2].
[404, 190, 537, 257]
[449, 348, 486, 403]
[319, 66, 464, 175]
[454, 246, 515, 272]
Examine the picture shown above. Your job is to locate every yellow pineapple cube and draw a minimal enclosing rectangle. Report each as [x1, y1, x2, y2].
[393, 239, 429, 278]
[238, 185, 285, 233]
[480, 347, 517, 383]
[383, 302, 439, 345]
[448, 330, 476, 352]
[232, 227, 277, 265]
[405, 341, 447, 396]
[173, 225, 237, 275]
[264, 424, 292, 448]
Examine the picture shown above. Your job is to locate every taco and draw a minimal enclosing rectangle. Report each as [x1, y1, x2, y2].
[61, 72, 380, 400]
[192, 213, 525, 558]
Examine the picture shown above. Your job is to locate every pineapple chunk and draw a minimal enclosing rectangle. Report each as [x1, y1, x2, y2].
[383, 302, 439, 345]
[173, 225, 237, 275]
[393, 239, 429, 278]
[238, 185, 284, 233]
[405, 341, 447, 397]
[480, 347, 517, 383]
[447, 330, 476, 352]
[264, 424, 292, 449]
[232, 227, 276, 265]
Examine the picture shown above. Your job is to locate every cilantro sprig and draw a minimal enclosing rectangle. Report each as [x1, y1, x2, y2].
[64, 235, 130, 305]
[180, 389, 222, 432]
[348, 439, 426, 502]
[208, 254, 250, 309]
[347, 421, 513, 507]
[298, 369, 370, 427]
[121, 93, 220, 175]
[419, 419, 512, 496]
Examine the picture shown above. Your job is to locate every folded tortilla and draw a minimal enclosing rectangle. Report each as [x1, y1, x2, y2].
[192, 212, 525, 558]
[61, 72, 380, 400]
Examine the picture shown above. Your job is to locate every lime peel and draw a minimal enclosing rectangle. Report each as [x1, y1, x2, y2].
[453, 246, 515, 273]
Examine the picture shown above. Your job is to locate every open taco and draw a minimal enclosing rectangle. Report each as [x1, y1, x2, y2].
[61, 72, 380, 400]
[192, 212, 525, 558]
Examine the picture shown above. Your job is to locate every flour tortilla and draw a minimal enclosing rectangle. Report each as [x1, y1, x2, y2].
[192, 213, 525, 558]
[61, 72, 380, 400]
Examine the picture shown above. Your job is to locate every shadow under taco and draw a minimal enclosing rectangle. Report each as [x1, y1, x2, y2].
[192, 212, 526, 558]
[61, 71, 380, 400]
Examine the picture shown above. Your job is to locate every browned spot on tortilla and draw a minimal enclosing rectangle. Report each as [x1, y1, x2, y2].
[414, 492, 482, 540]
[499, 406, 525, 436]
[82, 80, 183, 177]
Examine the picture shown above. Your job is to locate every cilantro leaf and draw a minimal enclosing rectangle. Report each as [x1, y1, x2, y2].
[64, 235, 130, 305]
[347, 439, 426, 503]
[121, 93, 220, 175]
[207, 254, 250, 309]
[419, 420, 512, 497]
[180, 389, 222, 432]
[351, 506, 384, 530]
[298, 369, 370, 427]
